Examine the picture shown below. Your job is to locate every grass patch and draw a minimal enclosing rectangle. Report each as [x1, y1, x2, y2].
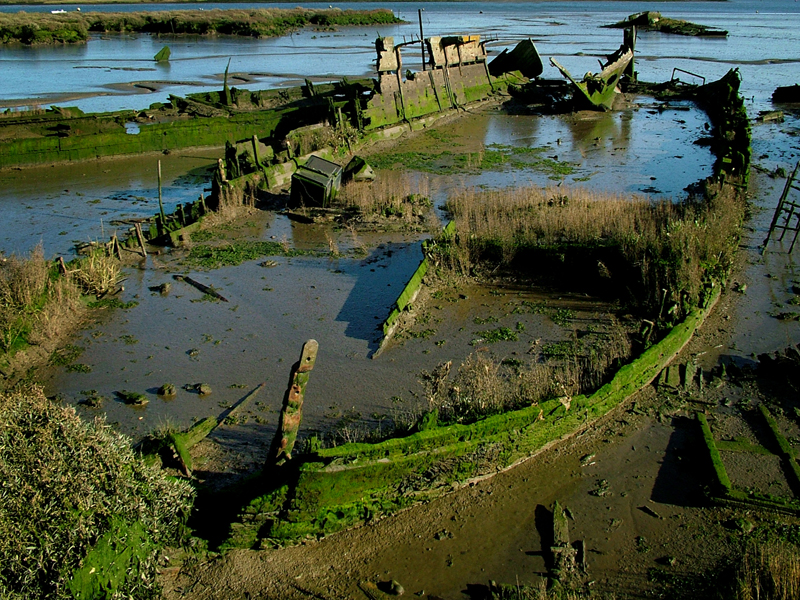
[0, 245, 83, 362]
[50, 344, 83, 366]
[433, 181, 744, 322]
[184, 240, 312, 269]
[552, 308, 576, 326]
[473, 326, 518, 344]
[369, 144, 572, 178]
[336, 172, 431, 225]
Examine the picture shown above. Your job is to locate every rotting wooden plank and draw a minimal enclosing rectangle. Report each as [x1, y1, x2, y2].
[219, 383, 266, 427]
[173, 274, 228, 302]
[267, 339, 318, 468]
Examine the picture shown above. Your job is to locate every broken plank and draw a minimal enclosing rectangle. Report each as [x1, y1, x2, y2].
[219, 382, 267, 426]
[173, 274, 229, 302]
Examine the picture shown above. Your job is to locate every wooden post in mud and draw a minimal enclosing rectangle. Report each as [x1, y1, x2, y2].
[157, 160, 166, 232]
[111, 234, 122, 260]
[134, 223, 147, 257]
[266, 339, 318, 468]
[251, 135, 261, 168]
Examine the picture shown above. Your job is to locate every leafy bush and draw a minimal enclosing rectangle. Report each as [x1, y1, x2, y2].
[0, 386, 194, 599]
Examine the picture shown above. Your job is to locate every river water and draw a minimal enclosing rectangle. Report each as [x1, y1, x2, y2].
[1, 1, 798, 114]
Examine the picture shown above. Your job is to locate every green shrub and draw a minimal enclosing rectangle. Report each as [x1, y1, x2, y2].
[0, 386, 194, 599]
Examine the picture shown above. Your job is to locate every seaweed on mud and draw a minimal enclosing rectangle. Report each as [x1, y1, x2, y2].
[183, 241, 314, 269]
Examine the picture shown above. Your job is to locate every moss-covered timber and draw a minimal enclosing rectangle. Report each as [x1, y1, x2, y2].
[225, 286, 720, 548]
[697, 408, 800, 516]
[0, 8, 401, 46]
[0, 107, 297, 169]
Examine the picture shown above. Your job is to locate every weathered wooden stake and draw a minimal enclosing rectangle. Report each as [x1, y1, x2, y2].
[157, 160, 166, 230]
[134, 223, 147, 257]
[251, 134, 261, 168]
[267, 339, 318, 468]
[173, 274, 228, 302]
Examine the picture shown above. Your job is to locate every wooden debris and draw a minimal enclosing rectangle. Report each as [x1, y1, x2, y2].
[173, 274, 229, 302]
[220, 382, 266, 426]
[639, 504, 662, 519]
[267, 339, 318, 467]
[551, 500, 579, 581]
[134, 222, 148, 257]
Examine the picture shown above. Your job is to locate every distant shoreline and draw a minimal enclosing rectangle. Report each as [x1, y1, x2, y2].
[0, 0, 728, 6]
[0, 7, 401, 45]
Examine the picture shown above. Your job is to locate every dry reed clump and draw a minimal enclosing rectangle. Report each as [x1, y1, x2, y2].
[0, 245, 49, 309]
[732, 541, 800, 600]
[419, 321, 632, 424]
[0, 245, 56, 355]
[0, 385, 194, 599]
[27, 276, 81, 347]
[69, 252, 122, 296]
[438, 183, 744, 319]
[490, 579, 591, 600]
[217, 180, 256, 214]
[338, 172, 432, 223]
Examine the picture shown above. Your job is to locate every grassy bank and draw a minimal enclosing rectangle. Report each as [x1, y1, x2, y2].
[0, 245, 124, 380]
[0, 7, 401, 45]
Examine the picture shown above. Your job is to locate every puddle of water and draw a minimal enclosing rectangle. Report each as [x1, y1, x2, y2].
[698, 107, 800, 369]
[45, 241, 428, 440]
[0, 148, 219, 256]
[379, 99, 713, 204]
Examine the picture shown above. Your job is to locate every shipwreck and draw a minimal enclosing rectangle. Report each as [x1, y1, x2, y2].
[550, 41, 635, 111]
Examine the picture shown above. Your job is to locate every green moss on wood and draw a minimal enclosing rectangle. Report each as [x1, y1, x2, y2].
[696, 411, 732, 494]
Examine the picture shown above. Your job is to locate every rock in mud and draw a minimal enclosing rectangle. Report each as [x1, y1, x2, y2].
[78, 393, 105, 408]
[388, 580, 404, 596]
[158, 383, 177, 397]
[117, 390, 148, 406]
[590, 479, 611, 497]
[184, 383, 212, 396]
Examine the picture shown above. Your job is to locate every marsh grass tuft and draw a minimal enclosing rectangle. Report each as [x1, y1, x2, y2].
[733, 540, 800, 600]
[69, 252, 122, 296]
[337, 172, 432, 225]
[435, 182, 744, 320]
[0, 245, 82, 359]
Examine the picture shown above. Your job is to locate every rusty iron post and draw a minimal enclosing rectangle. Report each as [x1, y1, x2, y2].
[267, 339, 318, 468]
